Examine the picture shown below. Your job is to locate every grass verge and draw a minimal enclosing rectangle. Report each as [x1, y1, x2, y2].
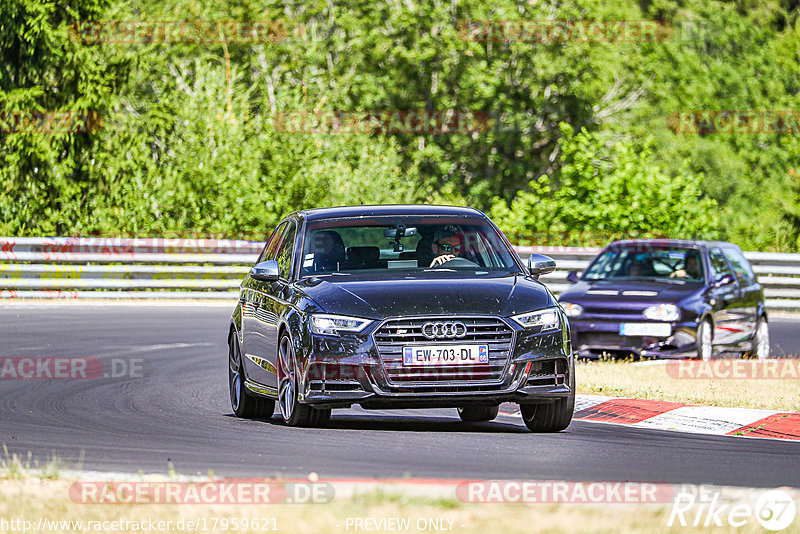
[2, 478, 798, 534]
[577, 359, 800, 412]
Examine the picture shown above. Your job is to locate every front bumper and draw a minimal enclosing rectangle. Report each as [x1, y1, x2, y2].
[569, 319, 700, 359]
[295, 320, 574, 409]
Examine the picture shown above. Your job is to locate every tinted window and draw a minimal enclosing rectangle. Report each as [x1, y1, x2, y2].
[708, 249, 734, 281]
[583, 246, 704, 283]
[257, 221, 287, 263]
[722, 247, 756, 285]
[276, 222, 296, 280]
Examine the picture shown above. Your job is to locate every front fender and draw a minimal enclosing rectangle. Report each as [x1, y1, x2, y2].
[230, 302, 243, 343]
[279, 307, 308, 364]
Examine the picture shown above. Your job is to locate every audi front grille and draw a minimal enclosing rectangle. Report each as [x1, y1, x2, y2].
[372, 316, 514, 387]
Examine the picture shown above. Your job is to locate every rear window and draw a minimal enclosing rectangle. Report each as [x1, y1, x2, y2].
[722, 247, 756, 285]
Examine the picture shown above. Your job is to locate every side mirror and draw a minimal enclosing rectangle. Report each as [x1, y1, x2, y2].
[250, 260, 280, 282]
[710, 273, 735, 289]
[528, 254, 556, 280]
[566, 271, 580, 284]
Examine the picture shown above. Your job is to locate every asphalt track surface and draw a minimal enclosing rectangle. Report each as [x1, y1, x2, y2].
[1, 304, 799, 487]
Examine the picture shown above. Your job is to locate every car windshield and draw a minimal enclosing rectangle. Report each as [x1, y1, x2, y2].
[583, 246, 705, 283]
[300, 216, 521, 277]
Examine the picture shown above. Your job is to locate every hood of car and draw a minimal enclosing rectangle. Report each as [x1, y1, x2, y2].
[559, 278, 703, 307]
[298, 272, 555, 319]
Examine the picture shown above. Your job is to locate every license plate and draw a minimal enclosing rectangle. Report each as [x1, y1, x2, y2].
[619, 323, 671, 337]
[403, 345, 489, 366]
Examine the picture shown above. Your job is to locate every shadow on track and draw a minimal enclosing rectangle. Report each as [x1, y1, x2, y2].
[223, 412, 531, 433]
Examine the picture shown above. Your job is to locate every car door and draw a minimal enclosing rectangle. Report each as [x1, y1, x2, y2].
[707, 248, 742, 348]
[721, 246, 760, 346]
[258, 220, 298, 390]
[241, 222, 286, 390]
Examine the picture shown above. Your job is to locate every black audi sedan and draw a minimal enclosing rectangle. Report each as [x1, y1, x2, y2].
[558, 239, 769, 360]
[227, 205, 574, 431]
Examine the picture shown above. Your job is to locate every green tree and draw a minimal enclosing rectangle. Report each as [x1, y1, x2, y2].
[490, 123, 719, 245]
[0, 0, 127, 234]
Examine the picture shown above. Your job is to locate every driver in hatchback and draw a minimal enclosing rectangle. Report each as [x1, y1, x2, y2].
[670, 252, 702, 280]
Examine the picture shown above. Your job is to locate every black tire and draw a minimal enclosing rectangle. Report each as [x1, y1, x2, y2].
[696, 319, 713, 361]
[277, 333, 331, 427]
[309, 407, 332, 427]
[228, 333, 275, 419]
[519, 360, 575, 432]
[457, 405, 499, 423]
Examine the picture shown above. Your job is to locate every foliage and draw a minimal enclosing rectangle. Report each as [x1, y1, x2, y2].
[490, 124, 718, 245]
[1, 0, 799, 250]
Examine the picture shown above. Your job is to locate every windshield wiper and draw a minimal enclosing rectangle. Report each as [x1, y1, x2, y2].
[303, 272, 351, 280]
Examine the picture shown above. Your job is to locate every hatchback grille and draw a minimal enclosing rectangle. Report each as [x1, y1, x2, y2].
[373, 317, 514, 386]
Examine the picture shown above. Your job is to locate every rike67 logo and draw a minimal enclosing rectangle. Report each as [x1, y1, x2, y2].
[669, 486, 796, 530]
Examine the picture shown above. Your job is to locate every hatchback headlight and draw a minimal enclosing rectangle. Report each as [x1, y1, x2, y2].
[511, 307, 560, 330]
[562, 302, 583, 318]
[643, 304, 680, 322]
[309, 314, 372, 336]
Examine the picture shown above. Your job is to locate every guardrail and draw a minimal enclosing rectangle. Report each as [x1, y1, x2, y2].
[1, 237, 799, 310]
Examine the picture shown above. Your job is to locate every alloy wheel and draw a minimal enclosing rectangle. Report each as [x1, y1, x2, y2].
[699, 321, 713, 361]
[278, 336, 297, 421]
[755, 320, 770, 360]
[229, 336, 242, 412]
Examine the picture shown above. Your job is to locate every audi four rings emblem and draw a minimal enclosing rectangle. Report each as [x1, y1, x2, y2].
[421, 321, 468, 339]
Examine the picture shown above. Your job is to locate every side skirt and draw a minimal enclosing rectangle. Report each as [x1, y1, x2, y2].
[244, 379, 278, 399]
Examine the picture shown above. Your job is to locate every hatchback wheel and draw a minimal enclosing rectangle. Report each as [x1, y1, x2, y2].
[696, 319, 713, 361]
[746, 318, 770, 360]
[277, 334, 330, 427]
[229, 334, 275, 418]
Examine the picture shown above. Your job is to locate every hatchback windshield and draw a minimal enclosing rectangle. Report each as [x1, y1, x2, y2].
[300, 216, 520, 276]
[583, 246, 705, 283]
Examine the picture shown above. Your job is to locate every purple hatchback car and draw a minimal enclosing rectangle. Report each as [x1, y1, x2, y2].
[557, 240, 769, 360]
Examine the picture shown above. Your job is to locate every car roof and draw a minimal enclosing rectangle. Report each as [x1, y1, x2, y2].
[297, 204, 486, 222]
[607, 239, 740, 251]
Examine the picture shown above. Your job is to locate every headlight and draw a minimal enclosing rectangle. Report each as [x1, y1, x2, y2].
[643, 304, 680, 322]
[511, 307, 560, 330]
[309, 314, 372, 336]
[562, 302, 583, 317]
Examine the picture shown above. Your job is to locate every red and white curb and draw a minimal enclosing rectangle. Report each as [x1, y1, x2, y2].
[500, 395, 800, 441]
